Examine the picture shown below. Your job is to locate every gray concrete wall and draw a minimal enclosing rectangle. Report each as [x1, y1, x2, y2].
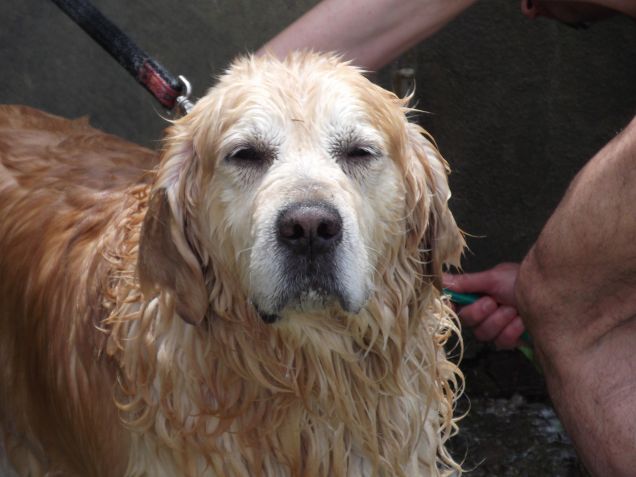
[2, 0, 635, 271]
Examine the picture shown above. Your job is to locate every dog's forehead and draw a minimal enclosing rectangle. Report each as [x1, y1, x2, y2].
[213, 54, 397, 132]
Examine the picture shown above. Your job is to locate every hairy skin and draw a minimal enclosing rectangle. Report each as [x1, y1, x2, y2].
[259, 0, 477, 70]
[516, 116, 636, 477]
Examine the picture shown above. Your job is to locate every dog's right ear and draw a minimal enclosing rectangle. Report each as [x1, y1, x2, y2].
[404, 123, 465, 286]
[138, 130, 209, 325]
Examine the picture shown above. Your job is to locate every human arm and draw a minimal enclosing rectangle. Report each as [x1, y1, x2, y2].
[515, 116, 636, 476]
[258, 0, 477, 70]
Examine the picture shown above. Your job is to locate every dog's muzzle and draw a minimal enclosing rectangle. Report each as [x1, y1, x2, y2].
[253, 201, 353, 321]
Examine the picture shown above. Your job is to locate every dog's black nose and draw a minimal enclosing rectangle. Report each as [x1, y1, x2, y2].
[277, 202, 343, 256]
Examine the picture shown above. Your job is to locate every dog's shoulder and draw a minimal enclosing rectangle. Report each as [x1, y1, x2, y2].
[0, 105, 158, 192]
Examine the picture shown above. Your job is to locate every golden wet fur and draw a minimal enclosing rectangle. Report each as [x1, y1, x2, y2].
[0, 52, 465, 476]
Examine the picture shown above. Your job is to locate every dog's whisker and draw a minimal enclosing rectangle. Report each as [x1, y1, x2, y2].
[235, 244, 254, 259]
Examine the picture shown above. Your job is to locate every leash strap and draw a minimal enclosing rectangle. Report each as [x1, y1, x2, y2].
[50, 0, 193, 113]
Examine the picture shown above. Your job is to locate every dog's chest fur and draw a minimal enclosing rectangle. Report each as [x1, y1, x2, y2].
[106, 242, 442, 476]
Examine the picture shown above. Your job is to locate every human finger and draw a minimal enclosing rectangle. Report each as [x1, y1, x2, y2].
[456, 296, 498, 328]
[442, 270, 495, 295]
[472, 305, 517, 342]
[493, 315, 526, 350]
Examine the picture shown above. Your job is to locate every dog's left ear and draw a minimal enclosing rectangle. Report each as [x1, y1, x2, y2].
[404, 123, 465, 285]
[138, 130, 209, 325]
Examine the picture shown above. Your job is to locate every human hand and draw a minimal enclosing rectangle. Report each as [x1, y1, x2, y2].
[443, 262, 525, 349]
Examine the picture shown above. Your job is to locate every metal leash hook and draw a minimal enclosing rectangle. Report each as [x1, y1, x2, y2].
[175, 75, 195, 116]
[175, 75, 194, 116]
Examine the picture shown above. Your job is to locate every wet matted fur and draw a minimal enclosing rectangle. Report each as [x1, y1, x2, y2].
[0, 52, 465, 476]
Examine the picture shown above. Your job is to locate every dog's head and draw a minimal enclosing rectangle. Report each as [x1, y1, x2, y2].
[138, 52, 464, 327]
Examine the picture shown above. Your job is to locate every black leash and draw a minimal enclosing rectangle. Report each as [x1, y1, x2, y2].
[50, 0, 193, 115]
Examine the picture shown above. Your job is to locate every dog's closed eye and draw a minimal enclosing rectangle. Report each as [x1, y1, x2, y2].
[343, 145, 379, 160]
[229, 146, 262, 162]
[225, 144, 275, 166]
[331, 131, 382, 163]
[333, 141, 382, 179]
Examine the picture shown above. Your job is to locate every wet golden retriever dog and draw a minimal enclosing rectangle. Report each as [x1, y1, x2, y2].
[0, 52, 465, 476]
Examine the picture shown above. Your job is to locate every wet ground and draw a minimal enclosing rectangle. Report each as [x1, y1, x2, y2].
[449, 338, 588, 476]
[451, 394, 584, 476]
